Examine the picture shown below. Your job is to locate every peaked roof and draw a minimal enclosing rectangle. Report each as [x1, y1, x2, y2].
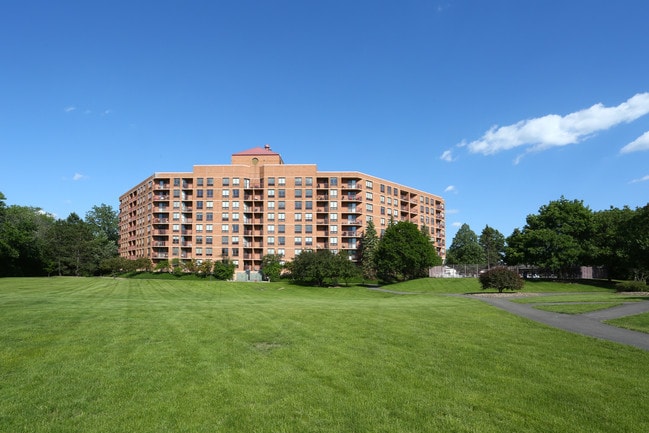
[232, 145, 280, 156]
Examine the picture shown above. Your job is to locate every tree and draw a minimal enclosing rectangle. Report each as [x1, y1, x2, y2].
[479, 225, 505, 268]
[0, 195, 54, 276]
[446, 223, 485, 265]
[627, 204, 649, 281]
[479, 267, 524, 293]
[288, 249, 335, 286]
[85, 204, 119, 244]
[261, 254, 284, 281]
[592, 206, 635, 280]
[373, 221, 441, 283]
[358, 219, 379, 281]
[213, 259, 236, 280]
[505, 197, 595, 278]
[43, 213, 96, 276]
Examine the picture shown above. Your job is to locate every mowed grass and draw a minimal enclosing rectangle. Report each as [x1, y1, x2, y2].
[1, 278, 648, 433]
[607, 312, 649, 334]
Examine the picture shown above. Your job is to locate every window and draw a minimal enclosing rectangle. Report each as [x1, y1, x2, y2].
[197, 178, 204, 186]
[232, 248, 239, 256]
[173, 212, 180, 221]
[268, 201, 275, 210]
[278, 189, 286, 198]
[221, 213, 229, 221]
[232, 201, 239, 210]
[294, 213, 302, 221]
[268, 189, 275, 197]
[330, 237, 338, 245]
[366, 180, 373, 189]
[294, 189, 302, 198]
[330, 177, 338, 186]
[295, 237, 302, 245]
[278, 177, 286, 185]
[305, 213, 313, 221]
[305, 201, 312, 210]
[196, 212, 203, 221]
[196, 236, 203, 244]
[196, 224, 203, 232]
[207, 178, 214, 186]
[305, 189, 313, 198]
[174, 178, 180, 187]
[306, 177, 313, 186]
[295, 177, 302, 186]
[222, 248, 229, 256]
[278, 213, 286, 221]
[232, 224, 239, 233]
[232, 212, 240, 221]
[294, 201, 302, 210]
[267, 177, 275, 186]
[206, 224, 213, 232]
[305, 225, 313, 233]
[278, 224, 285, 233]
[173, 224, 180, 232]
[278, 201, 285, 210]
[278, 236, 285, 245]
[232, 236, 239, 245]
[366, 192, 373, 200]
[267, 236, 275, 245]
[232, 189, 239, 198]
[196, 247, 203, 256]
[295, 224, 302, 233]
[366, 204, 373, 211]
[222, 190, 230, 198]
[206, 201, 214, 209]
[206, 248, 213, 256]
[330, 225, 338, 233]
[305, 237, 313, 246]
[221, 202, 229, 209]
[268, 225, 275, 233]
[268, 213, 275, 221]
[207, 190, 214, 198]
[222, 236, 229, 245]
[206, 236, 213, 244]
[206, 212, 213, 221]
[278, 248, 285, 256]
[330, 201, 338, 209]
[330, 189, 338, 198]
[222, 178, 230, 186]
[330, 213, 338, 221]
[221, 224, 229, 232]
[196, 190, 204, 198]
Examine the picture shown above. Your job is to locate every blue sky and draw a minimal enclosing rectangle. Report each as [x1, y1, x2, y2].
[2, 0, 648, 245]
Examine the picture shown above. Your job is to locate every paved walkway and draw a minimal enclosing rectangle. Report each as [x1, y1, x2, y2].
[467, 294, 649, 351]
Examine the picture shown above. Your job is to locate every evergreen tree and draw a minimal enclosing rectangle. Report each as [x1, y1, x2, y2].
[359, 219, 379, 281]
[479, 225, 505, 268]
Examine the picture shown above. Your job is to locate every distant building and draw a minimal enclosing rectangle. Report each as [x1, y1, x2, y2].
[119, 146, 445, 278]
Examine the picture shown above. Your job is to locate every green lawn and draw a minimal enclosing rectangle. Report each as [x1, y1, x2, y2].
[532, 302, 625, 314]
[607, 312, 649, 334]
[1, 277, 648, 433]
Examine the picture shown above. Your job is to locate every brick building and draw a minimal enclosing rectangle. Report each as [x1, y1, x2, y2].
[119, 146, 445, 278]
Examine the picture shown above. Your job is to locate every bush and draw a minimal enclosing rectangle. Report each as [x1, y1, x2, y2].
[616, 280, 648, 292]
[479, 267, 524, 293]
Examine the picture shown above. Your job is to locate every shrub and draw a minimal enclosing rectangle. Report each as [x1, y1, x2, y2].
[479, 267, 524, 293]
[615, 280, 648, 292]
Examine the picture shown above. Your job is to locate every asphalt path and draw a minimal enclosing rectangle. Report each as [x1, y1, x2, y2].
[468, 295, 649, 351]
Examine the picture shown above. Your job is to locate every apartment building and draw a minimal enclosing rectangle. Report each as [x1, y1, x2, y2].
[119, 145, 445, 277]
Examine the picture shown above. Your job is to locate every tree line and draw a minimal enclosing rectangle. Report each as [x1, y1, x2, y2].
[446, 197, 649, 281]
[0, 192, 119, 277]
[2, 191, 647, 283]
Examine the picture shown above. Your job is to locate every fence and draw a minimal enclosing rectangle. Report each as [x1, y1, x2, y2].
[429, 265, 607, 279]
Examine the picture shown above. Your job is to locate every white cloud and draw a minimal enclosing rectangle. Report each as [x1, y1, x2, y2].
[451, 221, 462, 228]
[463, 92, 649, 156]
[446, 208, 459, 215]
[630, 174, 649, 184]
[620, 131, 649, 154]
[72, 173, 87, 181]
[440, 149, 454, 162]
[64, 106, 76, 113]
[444, 185, 457, 193]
